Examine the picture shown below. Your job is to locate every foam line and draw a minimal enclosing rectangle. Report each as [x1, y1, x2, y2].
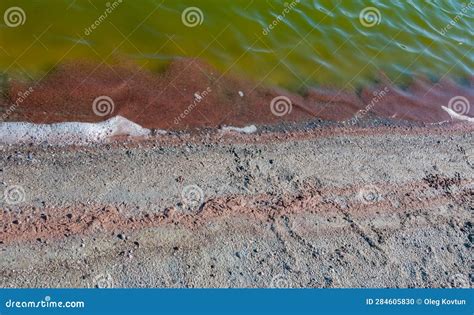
[441, 106, 474, 123]
[0, 116, 151, 145]
[220, 125, 257, 134]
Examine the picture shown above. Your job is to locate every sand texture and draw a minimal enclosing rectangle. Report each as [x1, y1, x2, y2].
[1, 123, 472, 288]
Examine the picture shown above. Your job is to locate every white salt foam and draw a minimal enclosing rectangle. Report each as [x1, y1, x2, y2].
[0, 116, 151, 145]
[441, 106, 474, 123]
[220, 125, 257, 134]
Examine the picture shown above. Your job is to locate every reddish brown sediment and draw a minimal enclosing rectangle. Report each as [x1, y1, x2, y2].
[361, 75, 474, 123]
[2, 59, 315, 129]
[1, 178, 471, 245]
[1, 58, 472, 129]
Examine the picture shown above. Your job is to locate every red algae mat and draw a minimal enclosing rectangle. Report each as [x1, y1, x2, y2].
[1, 58, 473, 130]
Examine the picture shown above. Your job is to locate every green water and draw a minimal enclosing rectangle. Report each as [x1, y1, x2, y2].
[0, 0, 472, 89]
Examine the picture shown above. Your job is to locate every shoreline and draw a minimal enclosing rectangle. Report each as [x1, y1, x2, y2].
[1, 59, 473, 131]
[0, 114, 472, 147]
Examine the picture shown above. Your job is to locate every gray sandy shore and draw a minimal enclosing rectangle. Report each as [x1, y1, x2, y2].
[0, 125, 472, 288]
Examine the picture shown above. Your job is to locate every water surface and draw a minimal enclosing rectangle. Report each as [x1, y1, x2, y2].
[0, 0, 472, 90]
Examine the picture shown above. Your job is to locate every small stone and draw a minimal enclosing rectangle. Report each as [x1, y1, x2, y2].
[238, 91, 244, 97]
